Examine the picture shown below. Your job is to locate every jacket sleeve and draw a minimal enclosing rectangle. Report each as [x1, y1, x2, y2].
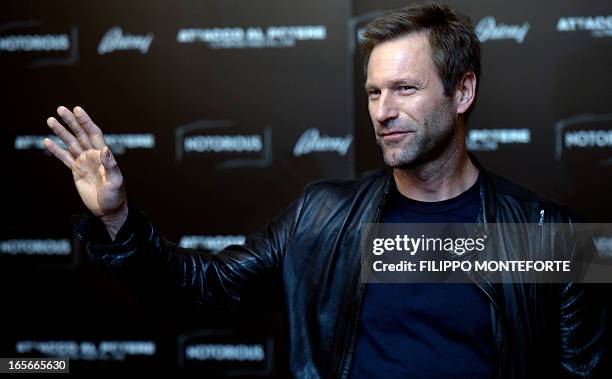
[72, 193, 307, 310]
[560, 282, 607, 378]
[558, 210, 608, 378]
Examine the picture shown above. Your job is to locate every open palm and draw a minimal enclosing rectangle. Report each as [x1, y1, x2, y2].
[43, 106, 127, 220]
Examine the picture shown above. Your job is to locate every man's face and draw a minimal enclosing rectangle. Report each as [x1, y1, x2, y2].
[365, 32, 457, 168]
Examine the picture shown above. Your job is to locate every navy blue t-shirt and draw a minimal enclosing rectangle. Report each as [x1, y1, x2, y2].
[349, 175, 495, 379]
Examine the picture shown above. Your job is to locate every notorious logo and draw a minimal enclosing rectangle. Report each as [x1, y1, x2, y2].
[178, 330, 273, 375]
[554, 115, 612, 221]
[0, 239, 70, 256]
[554, 114, 612, 163]
[175, 120, 272, 169]
[0, 238, 77, 268]
[0, 20, 78, 67]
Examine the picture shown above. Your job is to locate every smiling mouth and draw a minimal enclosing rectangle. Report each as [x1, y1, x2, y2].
[378, 130, 414, 140]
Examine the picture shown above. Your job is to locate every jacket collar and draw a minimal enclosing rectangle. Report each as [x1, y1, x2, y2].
[379, 150, 497, 226]
[468, 151, 497, 225]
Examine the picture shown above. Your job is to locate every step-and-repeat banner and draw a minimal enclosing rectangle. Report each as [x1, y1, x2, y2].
[1, 0, 610, 376]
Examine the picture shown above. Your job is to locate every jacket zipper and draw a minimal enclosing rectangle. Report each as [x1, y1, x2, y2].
[337, 192, 386, 379]
[471, 271, 507, 379]
[473, 207, 507, 379]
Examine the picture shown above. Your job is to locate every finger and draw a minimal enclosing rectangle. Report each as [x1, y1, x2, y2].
[57, 106, 93, 151]
[46, 116, 83, 158]
[100, 146, 122, 185]
[73, 106, 107, 150]
[43, 137, 74, 169]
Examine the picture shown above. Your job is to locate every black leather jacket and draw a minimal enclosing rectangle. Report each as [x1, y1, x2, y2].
[74, 155, 606, 378]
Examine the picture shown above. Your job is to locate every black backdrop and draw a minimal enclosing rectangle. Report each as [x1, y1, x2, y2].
[1, 0, 611, 376]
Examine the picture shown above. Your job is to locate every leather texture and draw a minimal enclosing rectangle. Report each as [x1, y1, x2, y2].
[74, 154, 607, 378]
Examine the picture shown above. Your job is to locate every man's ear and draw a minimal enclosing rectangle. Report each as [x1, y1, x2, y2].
[454, 72, 477, 116]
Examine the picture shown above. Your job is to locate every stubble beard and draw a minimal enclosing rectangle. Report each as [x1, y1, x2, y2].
[376, 98, 456, 169]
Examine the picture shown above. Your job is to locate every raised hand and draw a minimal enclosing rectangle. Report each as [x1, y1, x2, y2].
[43, 106, 128, 239]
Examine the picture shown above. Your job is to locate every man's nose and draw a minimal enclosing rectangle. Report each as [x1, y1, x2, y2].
[373, 91, 399, 125]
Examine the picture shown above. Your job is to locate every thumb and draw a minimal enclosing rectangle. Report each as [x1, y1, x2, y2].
[100, 146, 122, 185]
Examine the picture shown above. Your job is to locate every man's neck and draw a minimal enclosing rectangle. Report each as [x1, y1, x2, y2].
[392, 146, 479, 202]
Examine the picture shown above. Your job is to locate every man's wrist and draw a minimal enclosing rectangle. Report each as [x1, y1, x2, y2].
[99, 202, 129, 241]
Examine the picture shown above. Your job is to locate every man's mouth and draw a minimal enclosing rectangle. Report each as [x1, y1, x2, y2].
[378, 130, 414, 141]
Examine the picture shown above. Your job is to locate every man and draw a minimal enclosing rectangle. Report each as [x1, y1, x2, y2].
[43, 4, 605, 378]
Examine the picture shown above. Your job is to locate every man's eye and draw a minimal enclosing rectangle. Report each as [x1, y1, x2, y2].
[398, 85, 416, 92]
[368, 90, 380, 98]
